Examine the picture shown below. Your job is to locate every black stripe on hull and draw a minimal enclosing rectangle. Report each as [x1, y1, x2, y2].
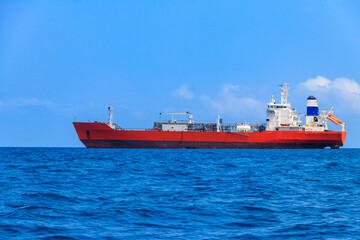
[81, 140, 342, 149]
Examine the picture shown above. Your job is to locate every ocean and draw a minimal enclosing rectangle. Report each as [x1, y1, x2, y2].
[1, 148, 360, 239]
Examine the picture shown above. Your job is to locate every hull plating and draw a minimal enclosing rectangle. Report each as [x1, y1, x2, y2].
[73, 122, 346, 149]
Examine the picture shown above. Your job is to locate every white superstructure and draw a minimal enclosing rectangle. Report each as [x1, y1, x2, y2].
[266, 84, 302, 131]
[265, 83, 344, 132]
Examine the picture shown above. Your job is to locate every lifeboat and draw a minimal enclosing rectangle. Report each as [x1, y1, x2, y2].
[327, 114, 342, 125]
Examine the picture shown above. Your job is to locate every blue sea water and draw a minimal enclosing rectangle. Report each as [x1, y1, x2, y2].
[1, 148, 360, 239]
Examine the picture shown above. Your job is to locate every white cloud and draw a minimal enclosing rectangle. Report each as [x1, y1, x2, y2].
[300, 76, 360, 112]
[201, 84, 263, 119]
[300, 76, 331, 91]
[0, 98, 55, 106]
[173, 84, 194, 100]
[332, 78, 360, 100]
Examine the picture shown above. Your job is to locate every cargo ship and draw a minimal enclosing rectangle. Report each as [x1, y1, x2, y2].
[73, 83, 346, 149]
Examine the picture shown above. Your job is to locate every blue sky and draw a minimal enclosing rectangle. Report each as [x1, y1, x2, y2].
[1, 1, 360, 147]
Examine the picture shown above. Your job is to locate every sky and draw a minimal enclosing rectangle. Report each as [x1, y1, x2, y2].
[1, 0, 360, 147]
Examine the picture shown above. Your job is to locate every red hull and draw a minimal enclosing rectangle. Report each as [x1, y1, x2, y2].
[73, 122, 347, 149]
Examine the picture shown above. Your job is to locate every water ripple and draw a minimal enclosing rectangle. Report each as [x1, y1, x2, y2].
[0, 148, 359, 239]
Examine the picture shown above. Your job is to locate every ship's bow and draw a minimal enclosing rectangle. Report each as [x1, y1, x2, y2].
[73, 122, 114, 148]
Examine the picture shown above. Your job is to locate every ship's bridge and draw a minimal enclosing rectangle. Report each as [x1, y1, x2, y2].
[268, 104, 289, 109]
[266, 84, 302, 131]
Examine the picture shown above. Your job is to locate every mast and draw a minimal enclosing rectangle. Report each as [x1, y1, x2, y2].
[108, 106, 114, 128]
[280, 83, 289, 104]
[216, 115, 221, 132]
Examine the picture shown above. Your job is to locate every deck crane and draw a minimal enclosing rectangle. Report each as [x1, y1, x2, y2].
[159, 112, 194, 123]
